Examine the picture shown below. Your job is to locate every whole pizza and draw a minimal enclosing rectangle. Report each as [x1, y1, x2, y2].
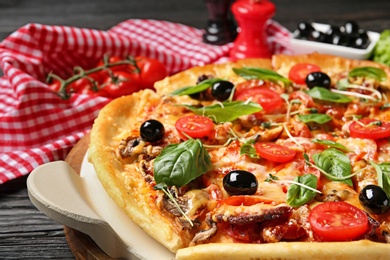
[88, 53, 390, 259]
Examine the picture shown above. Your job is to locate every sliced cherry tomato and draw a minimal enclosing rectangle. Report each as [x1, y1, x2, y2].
[288, 91, 316, 107]
[234, 79, 284, 98]
[288, 63, 321, 85]
[136, 56, 168, 89]
[309, 202, 368, 241]
[254, 142, 296, 163]
[100, 70, 141, 98]
[175, 115, 214, 139]
[219, 195, 273, 206]
[349, 118, 390, 140]
[234, 87, 285, 114]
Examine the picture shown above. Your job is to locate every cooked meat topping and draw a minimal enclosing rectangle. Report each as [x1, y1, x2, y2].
[213, 204, 292, 225]
[118, 137, 145, 159]
[118, 137, 162, 159]
[190, 213, 218, 246]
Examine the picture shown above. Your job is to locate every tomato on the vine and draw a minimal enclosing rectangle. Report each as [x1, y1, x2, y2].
[47, 79, 61, 92]
[288, 63, 321, 85]
[234, 87, 285, 114]
[69, 77, 96, 93]
[99, 70, 142, 98]
[136, 56, 168, 89]
[349, 118, 390, 140]
[175, 115, 214, 139]
[309, 202, 369, 241]
[97, 56, 130, 72]
[47, 55, 168, 100]
[254, 142, 296, 163]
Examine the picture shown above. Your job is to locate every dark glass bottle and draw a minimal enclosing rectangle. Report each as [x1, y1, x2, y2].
[203, 0, 237, 45]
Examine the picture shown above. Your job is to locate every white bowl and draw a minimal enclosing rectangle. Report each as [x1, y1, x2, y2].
[290, 23, 380, 60]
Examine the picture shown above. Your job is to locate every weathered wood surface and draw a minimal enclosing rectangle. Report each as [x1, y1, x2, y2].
[0, 0, 389, 259]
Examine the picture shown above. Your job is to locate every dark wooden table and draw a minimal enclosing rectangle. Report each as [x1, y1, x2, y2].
[0, 0, 389, 259]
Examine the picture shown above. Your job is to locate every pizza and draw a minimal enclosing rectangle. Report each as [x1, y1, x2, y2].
[88, 53, 390, 259]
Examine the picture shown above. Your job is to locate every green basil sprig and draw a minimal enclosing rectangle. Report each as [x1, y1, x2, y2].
[233, 67, 292, 85]
[307, 87, 352, 103]
[170, 78, 222, 96]
[298, 114, 332, 124]
[287, 174, 318, 207]
[349, 67, 387, 82]
[182, 101, 262, 123]
[370, 161, 390, 196]
[312, 139, 350, 153]
[312, 148, 353, 186]
[153, 139, 213, 187]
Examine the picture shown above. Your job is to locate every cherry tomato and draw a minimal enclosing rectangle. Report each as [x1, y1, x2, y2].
[235, 87, 285, 114]
[254, 142, 296, 163]
[100, 70, 141, 98]
[175, 115, 214, 139]
[97, 56, 130, 72]
[47, 78, 61, 92]
[136, 56, 168, 89]
[288, 63, 321, 85]
[349, 118, 390, 140]
[77, 87, 100, 97]
[234, 79, 284, 98]
[69, 77, 96, 93]
[309, 202, 368, 241]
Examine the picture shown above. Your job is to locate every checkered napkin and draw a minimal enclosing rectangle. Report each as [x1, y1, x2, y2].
[0, 19, 292, 184]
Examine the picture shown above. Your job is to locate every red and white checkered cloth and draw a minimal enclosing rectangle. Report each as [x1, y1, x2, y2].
[0, 19, 292, 184]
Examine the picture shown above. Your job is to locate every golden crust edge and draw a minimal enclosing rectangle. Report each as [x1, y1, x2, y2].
[154, 58, 273, 95]
[88, 90, 184, 252]
[176, 240, 390, 260]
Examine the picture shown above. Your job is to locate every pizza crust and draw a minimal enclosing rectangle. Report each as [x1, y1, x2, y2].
[89, 53, 390, 257]
[176, 240, 390, 260]
[88, 90, 186, 252]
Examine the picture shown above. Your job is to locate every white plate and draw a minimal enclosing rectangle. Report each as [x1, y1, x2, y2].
[290, 23, 380, 60]
[27, 154, 175, 260]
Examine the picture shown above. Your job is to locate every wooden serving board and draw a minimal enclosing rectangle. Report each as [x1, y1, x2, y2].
[64, 133, 114, 260]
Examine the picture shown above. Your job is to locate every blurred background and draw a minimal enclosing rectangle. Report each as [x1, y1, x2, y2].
[0, 0, 389, 41]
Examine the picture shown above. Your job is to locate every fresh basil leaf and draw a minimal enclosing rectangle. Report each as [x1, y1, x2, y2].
[298, 114, 332, 124]
[307, 87, 352, 103]
[154, 139, 213, 187]
[311, 139, 350, 152]
[170, 78, 222, 96]
[313, 148, 353, 186]
[287, 174, 318, 207]
[371, 161, 390, 196]
[233, 67, 292, 85]
[240, 143, 259, 158]
[182, 101, 262, 123]
[349, 67, 387, 82]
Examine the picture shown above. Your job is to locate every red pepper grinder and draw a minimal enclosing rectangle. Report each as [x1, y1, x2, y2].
[230, 0, 275, 60]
